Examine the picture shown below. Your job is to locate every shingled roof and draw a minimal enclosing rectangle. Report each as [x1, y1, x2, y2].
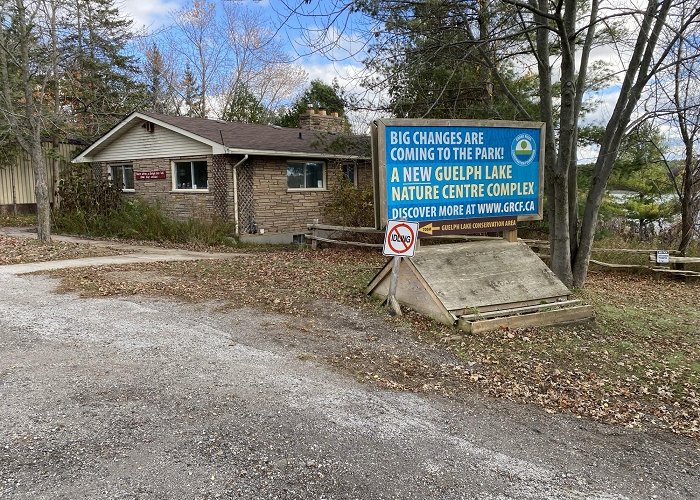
[73, 111, 370, 163]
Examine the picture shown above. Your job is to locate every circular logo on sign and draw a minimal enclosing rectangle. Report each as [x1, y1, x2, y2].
[511, 133, 536, 166]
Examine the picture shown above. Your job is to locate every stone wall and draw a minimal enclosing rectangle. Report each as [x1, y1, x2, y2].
[99, 154, 372, 234]
[246, 157, 372, 235]
[355, 160, 373, 190]
[99, 155, 231, 222]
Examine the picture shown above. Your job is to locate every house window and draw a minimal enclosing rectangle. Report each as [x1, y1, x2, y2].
[342, 163, 356, 185]
[173, 160, 208, 190]
[287, 161, 325, 189]
[110, 164, 134, 191]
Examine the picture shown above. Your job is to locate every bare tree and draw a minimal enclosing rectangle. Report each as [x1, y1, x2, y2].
[644, 7, 700, 255]
[666, 8, 700, 255]
[0, 0, 59, 242]
[165, 0, 222, 117]
[219, 1, 306, 119]
[155, 0, 306, 120]
[283, 0, 700, 287]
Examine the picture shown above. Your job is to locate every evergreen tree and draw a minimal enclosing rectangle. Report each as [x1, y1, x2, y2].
[276, 79, 349, 129]
[181, 65, 203, 117]
[61, 0, 147, 141]
[143, 43, 176, 114]
[221, 83, 267, 124]
[357, 0, 537, 120]
[606, 124, 677, 237]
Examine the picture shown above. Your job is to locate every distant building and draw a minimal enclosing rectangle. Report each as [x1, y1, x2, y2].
[0, 141, 83, 215]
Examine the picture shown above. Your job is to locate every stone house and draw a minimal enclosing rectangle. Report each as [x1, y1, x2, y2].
[73, 111, 371, 242]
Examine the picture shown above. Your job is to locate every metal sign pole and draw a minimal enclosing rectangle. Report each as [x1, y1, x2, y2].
[382, 219, 418, 317]
[386, 255, 402, 316]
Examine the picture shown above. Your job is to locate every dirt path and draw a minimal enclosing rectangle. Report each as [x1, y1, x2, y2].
[1, 272, 698, 499]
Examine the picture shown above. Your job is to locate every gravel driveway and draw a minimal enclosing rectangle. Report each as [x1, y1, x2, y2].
[1, 272, 699, 499]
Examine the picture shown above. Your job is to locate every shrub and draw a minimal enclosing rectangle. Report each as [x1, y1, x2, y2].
[55, 198, 234, 247]
[53, 165, 234, 246]
[324, 175, 375, 227]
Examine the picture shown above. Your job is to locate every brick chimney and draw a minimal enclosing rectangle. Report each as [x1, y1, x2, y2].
[299, 106, 345, 133]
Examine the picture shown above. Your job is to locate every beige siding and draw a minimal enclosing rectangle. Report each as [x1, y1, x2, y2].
[0, 142, 77, 206]
[91, 123, 212, 162]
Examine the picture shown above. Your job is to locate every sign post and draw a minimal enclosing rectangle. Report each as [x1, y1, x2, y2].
[382, 220, 418, 316]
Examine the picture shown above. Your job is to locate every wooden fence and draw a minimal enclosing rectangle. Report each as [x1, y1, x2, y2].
[306, 222, 700, 277]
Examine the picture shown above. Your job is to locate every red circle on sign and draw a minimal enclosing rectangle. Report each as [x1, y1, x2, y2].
[387, 223, 415, 254]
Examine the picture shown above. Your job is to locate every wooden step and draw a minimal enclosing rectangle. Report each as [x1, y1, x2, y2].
[458, 305, 595, 334]
[459, 299, 581, 322]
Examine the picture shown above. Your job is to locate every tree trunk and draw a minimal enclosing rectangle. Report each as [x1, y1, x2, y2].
[678, 151, 697, 255]
[30, 138, 51, 243]
[572, 0, 672, 287]
[532, 0, 557, 250]
[549, 0, 577, 286]
[551, 175, 574, 286]
[567, 143, 579, 259]
[572, 166, 607, 286]
[568, 0, 598, 263]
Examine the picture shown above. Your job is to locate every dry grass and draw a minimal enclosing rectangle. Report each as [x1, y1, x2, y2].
[0, 235, 129, 265]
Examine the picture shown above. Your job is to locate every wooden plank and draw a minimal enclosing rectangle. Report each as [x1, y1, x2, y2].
[589, 259, 647, 269]
[365, 259, 394, 294]
[503, 228, 518, 243]
[411, 241, 571, 311]
[305, 234, 383, 248]
[367, 257, 455, 325]
[306, 223, 383, 234]
[458, 305, 595, 334]
[385, 255, 402, 316]
[451, 295, 569, 316]
[650, 268, 700, 276]
[648, 255, 700, 264]
[528, 243, 681, 255]
[599, 248, 680, 254]
[590, 259, 699, 276]
[459, 299, 582, 321]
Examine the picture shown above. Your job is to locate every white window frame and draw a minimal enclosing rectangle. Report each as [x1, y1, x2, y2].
[287, 160, 327, 191]
[110, 164, 134, 192]
[171, 159, 209, 192]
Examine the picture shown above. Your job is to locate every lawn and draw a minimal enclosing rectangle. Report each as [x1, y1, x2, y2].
[33, 245, 700, 440]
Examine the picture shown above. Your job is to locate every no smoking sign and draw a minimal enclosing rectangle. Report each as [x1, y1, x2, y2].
[383, 220, 419, 257]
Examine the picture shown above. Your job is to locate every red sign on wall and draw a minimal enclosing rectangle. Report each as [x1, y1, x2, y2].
[135, 170, 167, 180]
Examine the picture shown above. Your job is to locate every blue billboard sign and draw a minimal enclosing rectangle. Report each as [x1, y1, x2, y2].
[373, 119, 544, 227]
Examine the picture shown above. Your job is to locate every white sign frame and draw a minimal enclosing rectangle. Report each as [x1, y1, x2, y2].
[656, 250, 670, 264]
[383, 220, 419, 257]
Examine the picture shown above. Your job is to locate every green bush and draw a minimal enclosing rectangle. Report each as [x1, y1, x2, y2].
[324, 175, 375, 227]
[54, 198, 234, 246]
[53, 165, 234, 246]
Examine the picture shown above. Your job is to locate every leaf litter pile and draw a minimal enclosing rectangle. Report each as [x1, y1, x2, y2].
[0, 235, 128, 265]
[42, 249, 700, 440]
